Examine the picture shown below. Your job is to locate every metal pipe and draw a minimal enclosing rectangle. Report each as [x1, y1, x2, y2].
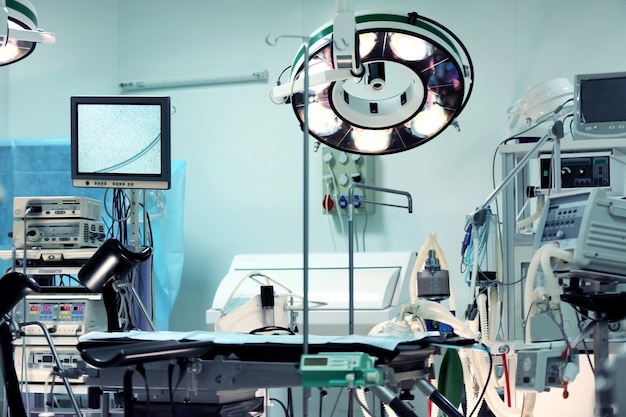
[113, 281, 156, 331]
[348, 183, 412, 334]
[20, 321, 84, 417]
[415, 378, 464, 417]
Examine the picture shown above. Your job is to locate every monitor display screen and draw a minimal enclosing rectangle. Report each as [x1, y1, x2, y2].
[70, 96, 171, 189]
[574, 72, 626, 140]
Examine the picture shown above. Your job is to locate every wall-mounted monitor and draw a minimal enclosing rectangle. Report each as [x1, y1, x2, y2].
[70, 96, 172, 190]
[573, 72, 626, 140]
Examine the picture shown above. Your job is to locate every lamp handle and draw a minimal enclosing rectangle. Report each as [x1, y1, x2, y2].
[103, 284, 122, 332]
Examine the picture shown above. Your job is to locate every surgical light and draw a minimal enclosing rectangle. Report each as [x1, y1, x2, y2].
[270, 11, 474, 155]
[0, 0, 55, 66]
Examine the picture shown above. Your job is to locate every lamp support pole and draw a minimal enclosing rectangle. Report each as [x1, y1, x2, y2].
[0, 2, 8, 47]
[302, 37, 311, 356]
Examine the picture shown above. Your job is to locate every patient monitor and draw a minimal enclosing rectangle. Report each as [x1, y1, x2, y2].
[206, 252, 417, 335]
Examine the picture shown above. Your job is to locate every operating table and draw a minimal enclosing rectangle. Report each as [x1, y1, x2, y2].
[76, 330, 474, 417]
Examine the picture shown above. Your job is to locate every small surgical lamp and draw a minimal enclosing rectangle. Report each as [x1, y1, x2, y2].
[0, 0, 55, 66]
[78, 238, 153, 332]
[270, 5, 474, 155]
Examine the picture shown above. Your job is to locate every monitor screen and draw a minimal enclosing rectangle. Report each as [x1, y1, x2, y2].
[573, 72, 626, 140]
[70, 96, 172, 190]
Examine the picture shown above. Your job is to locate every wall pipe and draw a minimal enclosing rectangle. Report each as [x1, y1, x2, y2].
[348, 183, 412, 334]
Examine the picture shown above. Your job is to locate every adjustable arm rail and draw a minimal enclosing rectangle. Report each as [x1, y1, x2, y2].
[347, 183, 413, 334]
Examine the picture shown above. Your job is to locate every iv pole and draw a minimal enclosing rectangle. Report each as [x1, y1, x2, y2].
[266, 31, 314, 417]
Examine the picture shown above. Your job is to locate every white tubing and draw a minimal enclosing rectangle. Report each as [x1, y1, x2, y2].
[410, 234, 436, 302]
[477, 292, 489, 343]
[468, 348, 528, 417]
[406, 299, 478, 339]
[540, 245, 573, 307]
[523, 243, 574, 342]
[516, 195, 545, 230]
[460, 348, 480, 415]
[408, 298, 534, 417]
[488, 287, 499, 342]
[523, 247, 544, 326]
[355, 388, 375, 417]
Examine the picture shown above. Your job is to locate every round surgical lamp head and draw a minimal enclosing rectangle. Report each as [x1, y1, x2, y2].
[78, 239, 152, 293]
[0, 0, 53, 66]
[284, 12, 474, 155]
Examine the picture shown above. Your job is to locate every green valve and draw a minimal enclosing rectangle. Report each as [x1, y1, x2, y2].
[300, 352, 383, 388]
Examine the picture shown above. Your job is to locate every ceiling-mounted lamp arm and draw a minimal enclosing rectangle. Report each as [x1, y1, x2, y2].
[8, 25, 55, 43]
[0, 2, 7, 47]
[270, 67, 353, 103]
[333, 0, 361, 75]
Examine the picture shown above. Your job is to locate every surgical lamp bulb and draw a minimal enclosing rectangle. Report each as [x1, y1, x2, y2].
[351, 127, 392, 153]
[308, 101, 343, 136]
[410, 102, 449, 137]
[0, 40, 20, 62]
[389, 33, 432, 61]
[358, 32, 378, 59]
[0, 20, 32, 64]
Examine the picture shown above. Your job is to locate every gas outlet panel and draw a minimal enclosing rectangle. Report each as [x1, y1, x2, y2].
[321, 147, 375, 215]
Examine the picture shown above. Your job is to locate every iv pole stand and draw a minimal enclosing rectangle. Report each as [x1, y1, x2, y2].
[266, 32, 314, 417]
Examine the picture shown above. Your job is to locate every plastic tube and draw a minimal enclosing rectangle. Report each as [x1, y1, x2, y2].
[408, 299, 534, 417]
[477, 292, 489, 342]
[355, 388, 375, 417]
[488, 287, 499, 342]
[540, 245, 573, 308]
[467, 348, 527, 417]
[404, 299, 477, 339]
[467, 230, 480, 315]
[460, 348, 480, 415]
[523, 243, 573, 342]
[410, 233, 436, 302]
[516, 195, 545, 230]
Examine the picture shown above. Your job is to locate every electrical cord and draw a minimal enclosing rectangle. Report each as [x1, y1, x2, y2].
[359, 211, 369, 252]
[462, 209, 492, 285]
[468, 343, 492, 417]
[574, 311, 595, 373]
[269, 396, 290, 417]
